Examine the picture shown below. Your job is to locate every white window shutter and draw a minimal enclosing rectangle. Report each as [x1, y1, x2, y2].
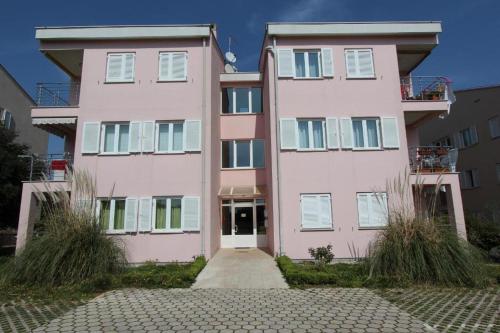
[340, 118, 353, 149]
[141, 121, 155, 152]
[321, 48, 334, 77]
[82, 122, 101, 154]
[138, 197, 152, 232]
[182, 196, 200, 231]
[129, 121, 142, 153]
[358, 50, 374, 77]
[301, 196, 319, 229]
[280, 118, 297, 150]
[326, 117, 339, 149]
[381, 117, 400, 148]
[106, 54, 124, 82]
[345, 50, 357, 77]
[319, 195, 332, 228]
[277, 49, 294, 77]
[184, 120, 201, 151]
[371, 193, 388, 226]
[357, 194, 370, 227]
[171, 53, 187, 80]
[123, 54, 135, 81]
[159, 53, 170, 80]
[124, 198, 138, 232]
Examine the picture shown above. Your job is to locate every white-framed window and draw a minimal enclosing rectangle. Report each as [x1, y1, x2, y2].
[489, 116, 500, 139]
[221, 139, 265, 169]
[98, 198, 126, 233]
[105, 53, 135, 83]
[300, 194, 332, 229]
[158, 52, 187, 81]
[345, 49, 375, 78]
[156, 121, 184, 153]
[152, 197, 183, 232]
[101, 123, 130, 154]
[222, 87, 262, 114]
[455, 126, 478, 148]
[460, 169, 480, 189]
[357, 192, 388, 228]
[294, 50, 321, 78]
[496, 164, 500, 184]
[297, 119, 326, 150]
[352, 118, 381, 149]
[0, 108, 14, 130]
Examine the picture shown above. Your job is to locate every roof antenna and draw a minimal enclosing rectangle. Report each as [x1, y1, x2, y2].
[224, 36, 237, 73]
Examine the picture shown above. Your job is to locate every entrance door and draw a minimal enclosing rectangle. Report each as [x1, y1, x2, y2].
[233, 202, 256, 247]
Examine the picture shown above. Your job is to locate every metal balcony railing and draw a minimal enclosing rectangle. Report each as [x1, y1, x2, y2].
[400, 76, 452, 102]
[35, 82, 80, 107]
[409, 146, 458, 173]
[19, 153, 73, 182]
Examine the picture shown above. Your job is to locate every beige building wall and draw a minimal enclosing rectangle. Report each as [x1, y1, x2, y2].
[419, 85, 500, 213]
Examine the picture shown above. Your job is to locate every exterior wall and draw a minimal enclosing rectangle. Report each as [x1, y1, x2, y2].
[71, 38, 217, 263]
[266, 37, 413, 259]
[0, 65, 48, 155]
[419, 87, 500, 213]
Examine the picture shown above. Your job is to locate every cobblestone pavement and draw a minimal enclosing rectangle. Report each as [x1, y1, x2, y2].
[33, 288, 431, 332]
[377, 288, 499, 333]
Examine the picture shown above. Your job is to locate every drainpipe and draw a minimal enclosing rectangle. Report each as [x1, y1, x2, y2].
[266, 37, 284, 255]
[200, 37, 207, 257]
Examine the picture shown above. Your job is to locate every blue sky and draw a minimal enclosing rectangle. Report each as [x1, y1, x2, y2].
[1, 0, 499, 154]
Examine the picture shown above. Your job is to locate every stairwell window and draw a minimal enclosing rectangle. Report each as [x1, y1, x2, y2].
[221, 139, 265, 169]
[156, 122, 184, 153]
[222, 88, 262, 114]
[294, 51, 321, 78]
[297, 119, 325, 150]
[352, 118, 381, 149]
[98, 199, 126, 233]
[345, 49, 375, 78]
[101, 123, 130, 154]
[105, 53, 135, 83]
[152, 197, 182, 232]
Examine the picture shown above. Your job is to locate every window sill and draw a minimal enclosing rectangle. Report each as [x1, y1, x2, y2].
[297, 148, 327, 152]
[220, 113, 264, 116]
[98, 152, 131, 156]
[221, 167, 265, 171]
[157, 79, 188, 83]
[106, 231, 127, 235]
[151, 230, 184, 234]
[293, 77, 324, 80]
[153, 151, 186, 155]
[300, 227, 334, 232]
[352, 147, 382, 151]
[104, 81, 135, 84]
[358, 226, 386, 230]
[345, 76, 377, 80]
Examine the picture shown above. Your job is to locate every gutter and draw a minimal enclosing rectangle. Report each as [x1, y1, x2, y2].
[200, 37, 207, 256]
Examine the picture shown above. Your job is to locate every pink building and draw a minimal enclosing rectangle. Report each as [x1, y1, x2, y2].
[16, 22, 466, 262]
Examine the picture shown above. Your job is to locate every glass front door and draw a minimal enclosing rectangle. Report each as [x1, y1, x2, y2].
[220, 199, 267, 248]
[235, 206, 253, 235]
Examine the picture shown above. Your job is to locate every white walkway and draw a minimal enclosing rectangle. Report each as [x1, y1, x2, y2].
[192, 248, 288, 289]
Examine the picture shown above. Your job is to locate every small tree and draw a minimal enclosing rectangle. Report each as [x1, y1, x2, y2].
[0, 126, 30, 229]
[308, 245, 334, 269]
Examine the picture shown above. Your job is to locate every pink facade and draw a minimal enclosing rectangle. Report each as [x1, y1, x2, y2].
[17, 22, 466, 262]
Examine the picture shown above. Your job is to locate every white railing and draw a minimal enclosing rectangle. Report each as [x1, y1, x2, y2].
[19, 153, 73, 181]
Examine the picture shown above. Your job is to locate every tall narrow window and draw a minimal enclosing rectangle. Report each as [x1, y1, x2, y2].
[294, 51, 321, 78]
[155, 122, 184, 153]
[101, 123, 130, 153]
[221, 140, 265, 169]
[297, 119, 325, 150]
[352, 118, 380, 149]
[222, 88, 262, 114]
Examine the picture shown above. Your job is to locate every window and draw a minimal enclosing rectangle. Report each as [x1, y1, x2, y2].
[221, 140, 265, 169]
[105, 53, 135, 82]
[300, 194, 332, 229]
[460, 169, 480, 189]
[101, 123, 130, 153]
[455, 126, 478, 148]
[0, 109, 14, 130]
[156, 122, 184, 153]
[489, 116, 500, 139]
[153, 197, 182, 232]
[434, 136, 452, 147]
[496, 164, 500, 184]
[345, 49, 375, 78]
[352, 118, 381, 149]
[357, 193, 388, 228]
[297, 119, 325, 150]
[158, 52, 187, 81]
[222, 88, 262, 114]
[99, 199, 126, 232]
[256, 199, 266, 234]
[294, 51, 321, 78]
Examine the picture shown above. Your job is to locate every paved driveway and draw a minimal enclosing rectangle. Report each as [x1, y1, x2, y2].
[33, 288, 431, 332]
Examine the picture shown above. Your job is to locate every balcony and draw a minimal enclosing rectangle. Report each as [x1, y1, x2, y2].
[20, 153, 73, 182]
[400, 76, 453, 126]
[408, 146, 458, 174]
[32, 83, 79, 137]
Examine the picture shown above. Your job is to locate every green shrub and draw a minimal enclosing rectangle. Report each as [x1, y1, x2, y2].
[308, 245, 334, 269]
[0, 170, 126, 286]
[466, 207, 500, 253]
[366, 173, 488, 287]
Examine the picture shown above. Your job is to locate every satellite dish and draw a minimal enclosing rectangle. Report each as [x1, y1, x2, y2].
[225, 63, 236, 73]
[225, 51, 236, 64]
